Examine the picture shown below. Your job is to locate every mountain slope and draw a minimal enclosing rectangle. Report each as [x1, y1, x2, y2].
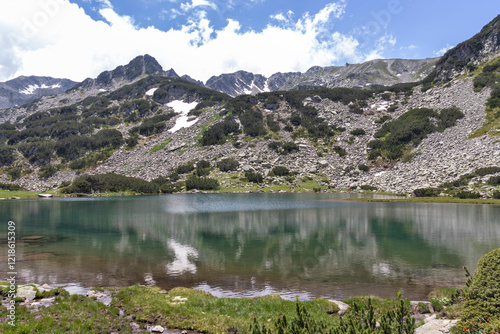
[0, 76, 77, 109]
[431, 14, 500, 83]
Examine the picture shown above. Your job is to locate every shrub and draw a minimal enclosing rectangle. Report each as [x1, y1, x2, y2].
[6, 167, 22, 181]
[493, 190, 500, 199]
[488, 176, 500, 186]
[333, 146, 346, 157]
[458, 248, 500, 333]
[197, 160, 210, 169]
[475, 166, 500, 176]
[200, 117, 239, 146]
[281, 141, 299, 154]
[414, 188, 439, 197]
[456, 190, 481, 199]
[271, 166, 290, 176]
[360, 185, 378, 191]
[0, 183, 23, 191]
[185, 176, 219, 190]
[369, 107, 464, 160]
[358, 164, 369, 172]
[39, 165, 58, 179]
[245, 171, 264, 183]
[268, 141, 282, 152]
[240, 108, 266, 137]
[176, 162, 195, 174]
[63, 173, 158, 194]
[266, 114, 280, 132]
[217, 158, 239, 172]
[125, 135, 139, 149]
[350, 128, 366, 136]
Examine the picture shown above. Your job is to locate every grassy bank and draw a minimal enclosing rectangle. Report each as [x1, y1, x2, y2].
[0, 285, 430, 334]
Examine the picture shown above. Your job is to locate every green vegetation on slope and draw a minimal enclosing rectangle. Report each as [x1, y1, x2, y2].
[367, 107, 464, 160]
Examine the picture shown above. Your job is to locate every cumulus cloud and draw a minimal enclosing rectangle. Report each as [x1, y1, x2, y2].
[434, 44, 454, 56]
[0, 0, 378, 82]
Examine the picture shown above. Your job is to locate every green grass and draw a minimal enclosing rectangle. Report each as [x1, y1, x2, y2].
[0, 190, 54, 199]
[115, 286, 339, 333]
[0, 285, 340, 333]
[150, 137, 172, 153]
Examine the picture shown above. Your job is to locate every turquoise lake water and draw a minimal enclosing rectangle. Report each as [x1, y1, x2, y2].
[1, 193, 499, 300]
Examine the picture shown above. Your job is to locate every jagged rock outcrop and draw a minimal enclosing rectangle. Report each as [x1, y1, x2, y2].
[205, 71, 268, 96]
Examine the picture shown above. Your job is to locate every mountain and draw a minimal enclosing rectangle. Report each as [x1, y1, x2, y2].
[0, 16, 499, 199]
[75, 54, 178, 91]
[431, 14, 500, 83]
[205, 58, 438, 96]
[0, 76, 77, 109]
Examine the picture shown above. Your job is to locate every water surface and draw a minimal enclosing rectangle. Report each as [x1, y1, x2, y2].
[1, 193, 498, 300]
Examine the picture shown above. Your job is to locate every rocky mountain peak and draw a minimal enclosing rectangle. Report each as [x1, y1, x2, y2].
[78, 54, 177, 90]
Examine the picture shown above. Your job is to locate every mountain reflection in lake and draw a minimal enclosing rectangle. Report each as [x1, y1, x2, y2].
[1, 193, 498, 300]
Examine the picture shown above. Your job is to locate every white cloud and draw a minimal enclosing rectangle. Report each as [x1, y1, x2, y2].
[180, 0, 216, 12]
[434, 44, 453, 56]
[0, 0, 379, 83]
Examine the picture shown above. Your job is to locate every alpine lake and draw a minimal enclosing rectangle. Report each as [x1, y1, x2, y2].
[1, 193, 499, 301]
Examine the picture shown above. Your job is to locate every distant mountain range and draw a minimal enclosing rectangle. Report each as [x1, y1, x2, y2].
[0, 76, 78, 109]
[0, 55, 438, 109]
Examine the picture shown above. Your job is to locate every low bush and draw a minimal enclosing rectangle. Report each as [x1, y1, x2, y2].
[217, 158, 239, 172]
[414, 188, 440, 197]
[281, 142, 299, 154]
[350, 128, 366, 136]
[360, 185, 378, 191]
[456, 190, 481, 199]
[62, 173, 158, 194]
[358, 164, 369, 172]
[458, 248, 500, 333]
[475, 166, 500, 176]
[245, 171, 264, 183]
[39, 165, 58, 179]
[185, 176, 219, 190]
[333, 146, 346, 157]
[200, 117, 239, 146]
[271, 166, 290, 176]
[176, 162, 195, 174]
[488, 176, 500, 186]
[0, 183, 23, 191]
[493, 190, 500, 199]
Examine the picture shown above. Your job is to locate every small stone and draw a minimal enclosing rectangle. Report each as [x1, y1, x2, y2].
[151, 325, 165, 333]
[329, 300, 350, 315]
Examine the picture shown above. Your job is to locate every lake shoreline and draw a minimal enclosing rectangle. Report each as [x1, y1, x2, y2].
[2, 188, 500, 205]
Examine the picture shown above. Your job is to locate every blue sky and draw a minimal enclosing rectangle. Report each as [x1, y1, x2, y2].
[0, 0, 498, 82]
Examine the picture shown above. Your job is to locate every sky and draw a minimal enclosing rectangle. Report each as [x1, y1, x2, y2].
[0, 0, 498, 83]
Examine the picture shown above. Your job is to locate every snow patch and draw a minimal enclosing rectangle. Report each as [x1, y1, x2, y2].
[20, 83, 61, 95]
[167, 100, 199, 133]
[145, 87, 158, 96]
